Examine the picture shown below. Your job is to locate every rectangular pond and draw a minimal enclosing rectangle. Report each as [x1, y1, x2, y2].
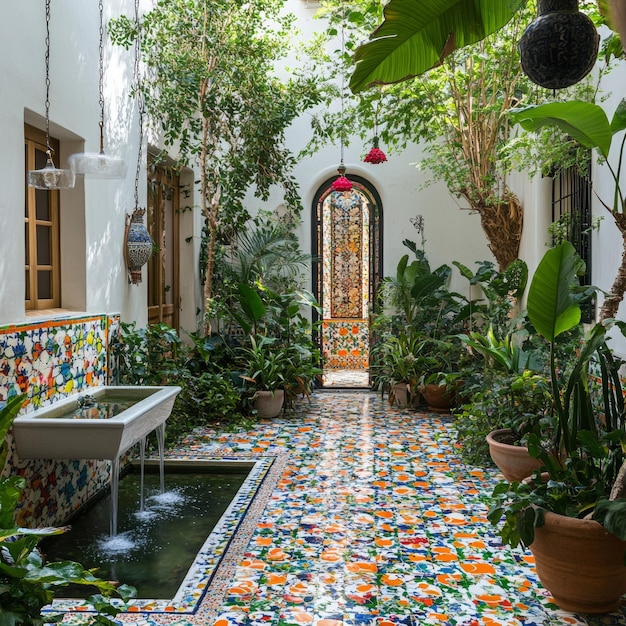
[41, 456, 277, 613]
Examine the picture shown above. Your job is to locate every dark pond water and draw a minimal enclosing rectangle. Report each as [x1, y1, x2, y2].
[42, 465, 249, 599]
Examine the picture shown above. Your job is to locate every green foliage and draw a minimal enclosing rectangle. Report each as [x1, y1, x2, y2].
[455, 369, 552, 466]
[488, 243, 626, 549]
[112, 322, 186, 386]
[454, 259, 528, 336]
[371, 244, 475, 402]
[0, 401, 136, 624]
[111, 322, 250, 444]
[511, 98, 626, 214]
[171, 372, 248, 442]
[0, 394, 26, 472]
[110, 0, 322, 325]
[240, 336, 288, 393]
[349, 0, 526, 92]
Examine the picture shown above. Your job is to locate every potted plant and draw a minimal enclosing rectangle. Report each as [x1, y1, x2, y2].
[488, 242, 626, 614]
[372, 331, 435, 407]
[418, 336, 468, 413]
[240, 335, 287, 418]
[458, 326, 554, 481]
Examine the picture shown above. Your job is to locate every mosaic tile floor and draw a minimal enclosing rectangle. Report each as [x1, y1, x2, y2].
[322, 369, 370, 388]
[60, 391, 626, 626]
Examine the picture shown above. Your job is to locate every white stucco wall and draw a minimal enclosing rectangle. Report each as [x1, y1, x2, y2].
[2, 0, 626, 342]
[0, 0, 153, 327]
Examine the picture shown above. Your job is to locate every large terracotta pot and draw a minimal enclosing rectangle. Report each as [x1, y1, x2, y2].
[420, 383, 455, 413]
[254, 389, 284, 418]
[486, 428, 542, 483]
[530, 510, 626, 614]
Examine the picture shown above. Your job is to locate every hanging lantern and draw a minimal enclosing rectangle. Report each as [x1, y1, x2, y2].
[332, 164, 352, 191]
[124, 208, 153, 284]
[364, 136, 387, 164]
[519, 0, 600, 90]
[123, 0, 152, 286]
[28, 0, 75, 190]
[68, 0, 125, 178]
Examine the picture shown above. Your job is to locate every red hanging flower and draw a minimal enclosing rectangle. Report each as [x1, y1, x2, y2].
[364, 137, 387, 164]
[364, 147, 387, 164]
[332, 164, 352, 191]
[332, 175, 352, 191]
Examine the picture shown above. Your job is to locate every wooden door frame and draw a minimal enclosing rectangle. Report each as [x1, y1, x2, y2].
[147, 163, 180, 330]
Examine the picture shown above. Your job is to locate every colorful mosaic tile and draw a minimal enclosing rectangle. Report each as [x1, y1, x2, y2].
[0, 314, 113, 405]
[0, 314, 121, 526]
[48, 391, 626, 625]
[322, 320, 369, 369]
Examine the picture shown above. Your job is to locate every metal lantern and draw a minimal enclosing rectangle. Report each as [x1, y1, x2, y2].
[28, 0, 75, 190]
[124, 208, 153, 284]
[519, 0, 600, 90]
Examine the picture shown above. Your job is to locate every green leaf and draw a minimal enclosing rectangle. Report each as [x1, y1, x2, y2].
[509, 101, 613, 159]
[593, 499, 626, 540]
[610, 98, 626, 135]
[518, 506, 536, 547]
[0, 395, 26, 471]
[236, 284, 266, 324]
[527, 242, 582, 342]
[350, 0, 526, 92]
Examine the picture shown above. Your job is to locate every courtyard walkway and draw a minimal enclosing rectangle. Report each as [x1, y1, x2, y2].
[64, 390, 626, 626]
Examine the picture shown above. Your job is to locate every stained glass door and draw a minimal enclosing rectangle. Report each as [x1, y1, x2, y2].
[312, 176, 383, 386]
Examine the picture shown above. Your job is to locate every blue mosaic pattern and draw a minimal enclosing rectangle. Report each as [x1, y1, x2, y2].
[50, 392, 626, 625]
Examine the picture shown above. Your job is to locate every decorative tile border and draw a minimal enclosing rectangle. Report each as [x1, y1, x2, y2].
[322, 319, 369, 369]
[49, 452, 287, 617]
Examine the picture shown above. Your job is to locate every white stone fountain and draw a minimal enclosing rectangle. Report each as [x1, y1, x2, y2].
[12, 385, 181, 535]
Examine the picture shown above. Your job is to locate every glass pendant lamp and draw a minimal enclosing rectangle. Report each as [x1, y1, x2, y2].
[28, 0, 75, 190]
[69, 0, 125, 178]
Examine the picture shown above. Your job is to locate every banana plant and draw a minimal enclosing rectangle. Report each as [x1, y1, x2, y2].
[350, 0, 526, 92]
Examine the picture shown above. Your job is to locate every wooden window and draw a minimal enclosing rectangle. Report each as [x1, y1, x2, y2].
[24, 124, 61, 310]
[147, 162, 180, 329]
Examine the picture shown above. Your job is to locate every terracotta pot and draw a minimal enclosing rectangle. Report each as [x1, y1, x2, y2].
[486, 428, 542, 483]
[420, 383, 455, 413]
[390, 382, 409, 407]
[530, 510, 626, 613]
[254, 389, 284, 418]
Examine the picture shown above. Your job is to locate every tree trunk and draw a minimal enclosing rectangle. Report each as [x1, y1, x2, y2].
[605, 0, 626, 54]
[599, 214, 626, 321]
[610, 459, 626, 500]
[474, 191, 523, 271]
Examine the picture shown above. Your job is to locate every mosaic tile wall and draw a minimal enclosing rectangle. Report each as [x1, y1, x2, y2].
[0, 313, 120, 526]
[322, 319, 369, 369]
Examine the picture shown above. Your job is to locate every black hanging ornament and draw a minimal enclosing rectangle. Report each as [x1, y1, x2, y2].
[518, 0, 599, 90]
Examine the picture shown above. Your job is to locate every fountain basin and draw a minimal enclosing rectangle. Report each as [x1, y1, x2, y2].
[13, 386, 181, 460]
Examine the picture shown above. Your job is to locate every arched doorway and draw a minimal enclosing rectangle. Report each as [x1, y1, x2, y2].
[312, 175, 383, 388]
